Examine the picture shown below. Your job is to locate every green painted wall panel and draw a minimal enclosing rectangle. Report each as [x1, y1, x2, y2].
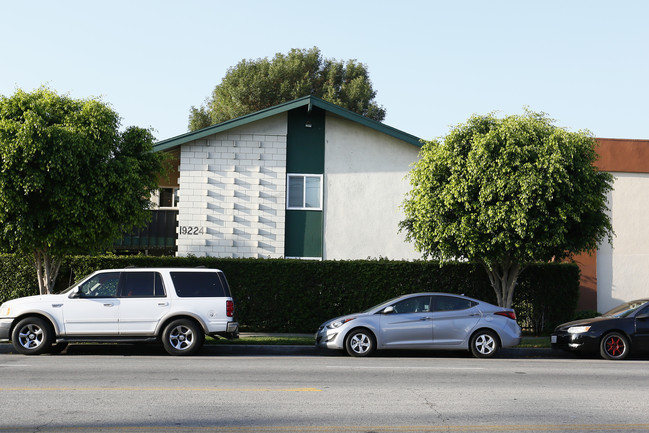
[285, 106, 325, 258]
[287, 107, 325, 173]
[285, 211, 323, 257]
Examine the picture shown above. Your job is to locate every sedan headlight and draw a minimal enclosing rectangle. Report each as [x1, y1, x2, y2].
[0, 303, 9, 316]
[327, 318, 355, 329]
[568, 326, 591, 334]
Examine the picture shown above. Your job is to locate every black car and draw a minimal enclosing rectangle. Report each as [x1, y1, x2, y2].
[551, 298, 649, 360]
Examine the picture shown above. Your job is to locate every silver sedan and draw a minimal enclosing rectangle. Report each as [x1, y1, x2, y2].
[315, 293, 522, 358]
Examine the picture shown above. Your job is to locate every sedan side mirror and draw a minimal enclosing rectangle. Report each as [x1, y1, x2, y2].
[636, 313, 649, 320]
[382, 306, 394, 314]
[69, 287, 81, 299]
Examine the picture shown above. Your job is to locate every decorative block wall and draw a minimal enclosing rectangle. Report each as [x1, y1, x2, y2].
[176, 124, 287, 258]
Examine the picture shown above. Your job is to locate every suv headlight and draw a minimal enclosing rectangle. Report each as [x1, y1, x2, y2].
[567, 326, 591, 334]
[327, 318, 355, 329]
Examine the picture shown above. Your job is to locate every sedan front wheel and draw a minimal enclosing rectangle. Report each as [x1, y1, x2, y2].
[600, 332, 629, 360]
[345, 328, 376, 357]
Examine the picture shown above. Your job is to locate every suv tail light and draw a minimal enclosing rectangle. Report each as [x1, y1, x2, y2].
[495, 311, 517, 320]
[226, 300, 234, 317]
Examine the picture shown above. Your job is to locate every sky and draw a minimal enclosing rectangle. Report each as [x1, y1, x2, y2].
[2, 1, 647, 143]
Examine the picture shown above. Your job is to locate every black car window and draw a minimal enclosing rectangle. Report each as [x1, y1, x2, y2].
[171, 272, 227, 298]
[78, 272, 120, 298]
[433, 295, 477, 312]
[392, 296, 431, 314]
[120, 272, 166, 298]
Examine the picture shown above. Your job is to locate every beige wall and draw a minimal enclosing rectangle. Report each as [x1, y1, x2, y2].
[322, 114, 422, 260]
[597, 172, 649, 312]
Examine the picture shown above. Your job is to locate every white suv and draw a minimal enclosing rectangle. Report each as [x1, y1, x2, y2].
[0, 268, 238, 356]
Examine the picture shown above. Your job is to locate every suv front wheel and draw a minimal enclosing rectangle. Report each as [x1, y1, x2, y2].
[162, 319, 204, 356]
[12, 317, 54, 355]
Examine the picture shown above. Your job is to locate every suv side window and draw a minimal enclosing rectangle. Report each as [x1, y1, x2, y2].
[120, 272, 166, 297]
[170, 272, 227, 298]
[78, 272, 120, 298]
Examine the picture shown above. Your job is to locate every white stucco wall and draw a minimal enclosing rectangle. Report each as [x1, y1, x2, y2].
[597, 172, 649, 312]
[323, 115, 422, 260]
[176, 114, 287, 258]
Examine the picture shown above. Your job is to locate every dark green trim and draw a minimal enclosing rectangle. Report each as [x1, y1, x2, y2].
[154, 96, 422, 152]
[285, 211, 323, 258]
[287, 107, 325, 173]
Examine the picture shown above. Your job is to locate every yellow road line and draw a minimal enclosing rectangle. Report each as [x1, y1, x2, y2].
[0, 386, 321, 392]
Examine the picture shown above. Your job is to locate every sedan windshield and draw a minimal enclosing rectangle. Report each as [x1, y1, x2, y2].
[602, 300, 649, 318]
[363, 296, 402, 313]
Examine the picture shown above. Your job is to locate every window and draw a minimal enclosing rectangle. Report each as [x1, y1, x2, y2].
[120, 272, 166, 297]
[158, 187, 179, 208]
[392, 296, 432, 314]
[78, 272, 120, 298]
[170, 272, 230, 298]
[287, 174, 322, 210]
[433, 295, 477, 312]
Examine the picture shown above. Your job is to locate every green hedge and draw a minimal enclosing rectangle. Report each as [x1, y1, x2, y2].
[0, 255, 579, 334]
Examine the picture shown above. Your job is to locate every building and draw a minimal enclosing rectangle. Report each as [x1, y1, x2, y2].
[146, 96, 422, 261]
[574, 138, 649, 312]
[120, 97, 649, 313]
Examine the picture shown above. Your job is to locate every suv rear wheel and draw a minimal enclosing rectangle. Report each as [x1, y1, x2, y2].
[162, 319, 204, 356]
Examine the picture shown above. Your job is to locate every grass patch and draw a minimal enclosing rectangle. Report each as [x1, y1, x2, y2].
[517, 337, 551, 348]
[206, 336, 315, 346]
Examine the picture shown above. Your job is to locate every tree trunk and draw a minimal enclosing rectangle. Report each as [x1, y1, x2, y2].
[34, 249, 62, 295]
[482, 259, 521, 308]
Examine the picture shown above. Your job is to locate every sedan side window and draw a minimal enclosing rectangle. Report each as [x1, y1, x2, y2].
[433, 295, 477, 312]
[78, 272, 120, 298]
[392, 296, 431, 314]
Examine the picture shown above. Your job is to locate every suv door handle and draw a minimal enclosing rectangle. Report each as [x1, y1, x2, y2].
[158, 302, 169, 306]
[103, 303, 114, 307]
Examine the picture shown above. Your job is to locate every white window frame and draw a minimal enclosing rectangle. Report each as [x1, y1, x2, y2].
[155, 187, 179, 209]
[286, 174, 323, 211]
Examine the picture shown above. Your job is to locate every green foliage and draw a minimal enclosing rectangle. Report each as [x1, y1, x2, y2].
[0, 87, 166, 292]
[400, 110, 613, 307]
[0, 255, 579, 335]
[188, 47, 386, 130]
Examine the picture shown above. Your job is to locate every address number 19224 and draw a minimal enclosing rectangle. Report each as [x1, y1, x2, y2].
[179, 226, 204, 235]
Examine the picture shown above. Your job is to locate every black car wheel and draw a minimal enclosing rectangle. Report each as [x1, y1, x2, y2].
[345, 328, 376, 357]
[470, 330, 499, 358]
[11, 317, 54, 355]
[600, 332, 629, 360]
[162, 319, 204, 356]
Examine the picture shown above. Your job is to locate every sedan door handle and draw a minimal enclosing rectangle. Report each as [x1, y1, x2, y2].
[103, 303, 114, 307]
[158, 302, 169, 306]
[469, 313, 480, 317]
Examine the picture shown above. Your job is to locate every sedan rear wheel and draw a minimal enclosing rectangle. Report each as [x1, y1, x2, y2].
[600, 332, 629, 360]
[345, 328, 376, 357]
[470, 330, 499, 358]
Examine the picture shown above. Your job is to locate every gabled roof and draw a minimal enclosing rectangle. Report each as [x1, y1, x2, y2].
[154, 95, 422, 152]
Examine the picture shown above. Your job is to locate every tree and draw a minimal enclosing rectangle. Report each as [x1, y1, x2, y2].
[188, 47, 386, 130]
[399, 110, 613, 308]
[0, 87, 165, 294]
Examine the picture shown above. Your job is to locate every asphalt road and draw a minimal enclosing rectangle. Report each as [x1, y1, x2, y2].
[0, 344, 648, 432]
